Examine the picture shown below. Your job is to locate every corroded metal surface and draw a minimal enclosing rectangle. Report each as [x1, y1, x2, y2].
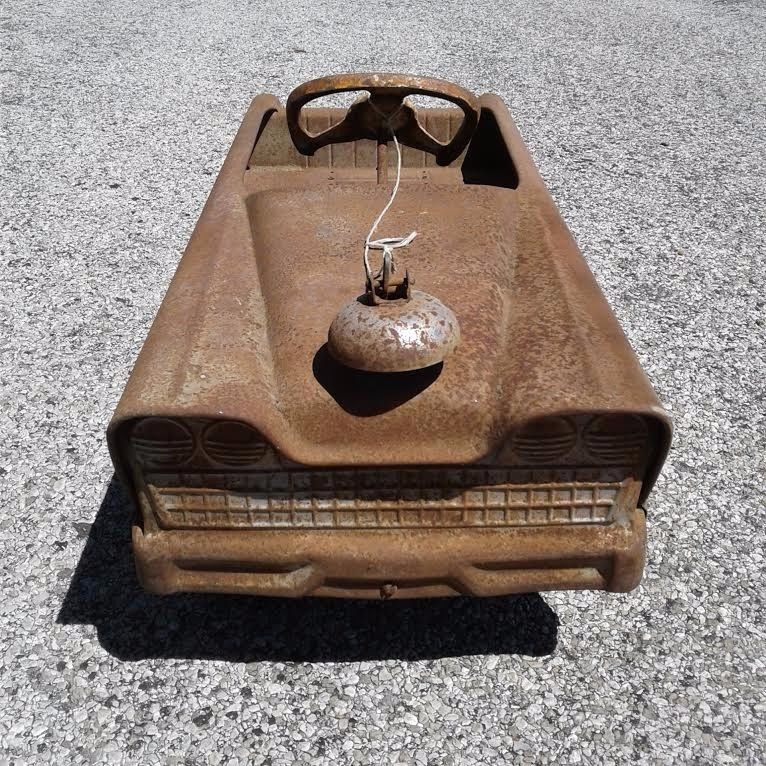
[328, 290, 460, 372]
[132, 511, 647, 598]
[286, 73, 480, 166]
[145, 472, 632, 529]
[108, 75, 672, 599]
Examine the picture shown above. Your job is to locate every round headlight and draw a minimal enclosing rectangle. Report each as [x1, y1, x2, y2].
[584, 414, 647, 463]
[202, 421, 268, 466]
[511, 417, 577, 462]
[131, 418, 195, 467]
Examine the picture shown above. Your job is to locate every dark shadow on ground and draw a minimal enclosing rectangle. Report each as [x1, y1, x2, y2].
[58, 477, 559, 662]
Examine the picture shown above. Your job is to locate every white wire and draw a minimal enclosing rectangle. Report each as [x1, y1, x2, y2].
[363, 134, 417, 285]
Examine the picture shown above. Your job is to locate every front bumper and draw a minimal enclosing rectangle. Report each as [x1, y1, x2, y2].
[132, 508, 646, 598]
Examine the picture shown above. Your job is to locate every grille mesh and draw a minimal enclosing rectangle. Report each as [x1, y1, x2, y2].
[145, 468, 630, 530]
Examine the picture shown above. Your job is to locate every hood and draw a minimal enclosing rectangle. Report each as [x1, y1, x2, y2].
[108, 98, 671, 504]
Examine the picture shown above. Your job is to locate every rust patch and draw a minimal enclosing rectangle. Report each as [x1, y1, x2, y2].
[328, 290, 460, 372]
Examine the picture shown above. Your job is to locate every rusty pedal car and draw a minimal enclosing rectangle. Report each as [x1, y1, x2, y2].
[108, 74, 671, 599]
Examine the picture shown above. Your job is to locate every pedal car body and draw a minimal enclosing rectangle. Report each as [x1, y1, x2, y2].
[108, 74, 671, 598]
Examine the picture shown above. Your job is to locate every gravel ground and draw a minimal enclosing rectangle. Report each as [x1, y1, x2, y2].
[1, 0, 765, 763]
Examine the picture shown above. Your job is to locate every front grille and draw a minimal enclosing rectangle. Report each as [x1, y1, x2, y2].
[144, 467, 633, 530]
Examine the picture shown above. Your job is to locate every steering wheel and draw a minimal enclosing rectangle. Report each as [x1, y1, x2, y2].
[285, 73, 480, 167]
